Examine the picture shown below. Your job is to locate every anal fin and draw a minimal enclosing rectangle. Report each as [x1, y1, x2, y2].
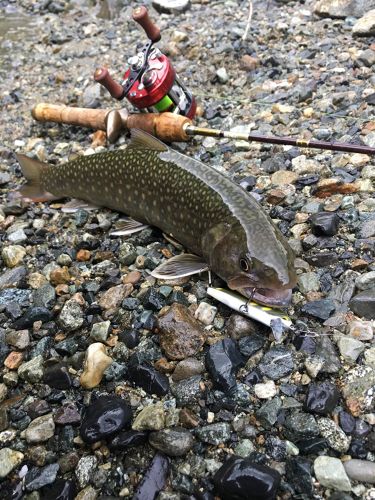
[110, 217, 149, 236]
[62, 199, 100, 213]
[151, 253, 209, 279]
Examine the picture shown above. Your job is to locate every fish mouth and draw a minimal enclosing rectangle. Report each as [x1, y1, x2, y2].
[240, 287, 292, 307]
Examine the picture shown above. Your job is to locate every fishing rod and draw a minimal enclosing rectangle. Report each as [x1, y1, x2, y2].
[32, 103, 375, 155]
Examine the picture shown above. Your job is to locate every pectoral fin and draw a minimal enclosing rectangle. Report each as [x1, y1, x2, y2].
[110, 217, 149, 236]
[151, 254, 209, 279]
[62, 199, 100, 213]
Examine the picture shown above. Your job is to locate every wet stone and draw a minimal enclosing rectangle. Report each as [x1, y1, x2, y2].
[310, 212, 339, 236]
[41, 479, 76, 500]
[132, 402, 165, 431]
[133, 453, 170, 500]
[141, 288, 166, 311]
[206, 339, 244, 392]
[317, 417, 351, 453]
[90, 320, 111, 342]
[43, 362, 72, 389]
[196, 423, 231, 445]
[25, 413, 55, 444]
[80, 395, 132, 443]
[14, 306, 53, 329]
[149, 427, 194, 456]
[285, 412, 319, 441]
[172, 357, 204, 382]
[18, 355, 44, 383]
[127, 361, 170, 396]
[109, 430, 148, 450]
[304, 381, 340, 415]
[286, 457, 313, 496]
[213, 456, 281, 500]
[238, 333, 266, 357]
[25, 463, 59, 491]
[157, 303, 206, 360]
[54, 402, 81, 426]
[171, 375, 202, 406]
[258, 346, 294, 380]
[343, 459, 375, 484]
[76, 456, 97, 489]
[226, 314, 260, 340]
[256, 397, 282, 429]
[301, 299, 336, 320]
[59, 299, 84, 331]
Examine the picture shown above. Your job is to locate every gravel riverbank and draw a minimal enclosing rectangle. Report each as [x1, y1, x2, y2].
[0, 0, 375, 498]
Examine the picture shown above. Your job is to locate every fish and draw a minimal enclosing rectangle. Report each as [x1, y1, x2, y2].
[16, 129, 297, 306]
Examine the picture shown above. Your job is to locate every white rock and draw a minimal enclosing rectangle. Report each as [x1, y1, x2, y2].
[314, 456, 351, 491]
[152, 0, 190, 14]
[194, 302, 217, 325]
[353, 9, 375, 35]
[0, 448, 24, 478]
[254, 380, 277, 399]
[80, 343, 112, 389]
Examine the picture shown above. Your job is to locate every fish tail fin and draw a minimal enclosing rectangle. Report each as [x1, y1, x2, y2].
[16, 154, 58, 202]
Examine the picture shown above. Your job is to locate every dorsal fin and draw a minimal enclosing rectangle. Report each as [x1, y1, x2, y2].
[128, 129, 168, 152]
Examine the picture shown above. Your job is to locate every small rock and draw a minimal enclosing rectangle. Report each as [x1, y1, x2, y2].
[109, 430, 148, 450]
[226, 314, 259, 340]
[76, 456, 97, 489]
[216, 67, 229, 83]
[132, 453, 170, 500]
[356, 271, 375, 290]
[271, 170, 298, 185]
[350, 289, 375, 319]
[364, 347, 375, 368]
[75, 486, 97, 500]
[343, 459, 375, 484]
[357, 48, 375, 66]
[90, 320, 111, 342]
[353, 9, 375, 35]
[310, 212, 339, 236]
[240, 54, 259, 71]
[213, 457, 281, 500]
[238, 333, 265, 357]
[254, 380, 277, 399]
[171, 375, 201, 406]
[194, 301, 217, 325]
[158, 303, 205, 360]
[18, 355, 44, 383]
[304, 381, 340, 415]
[49, 266, 70, 285]
[342, 365, 375, 416]
[99, 284, 133, 315]
[1, 245, 26, 268]
[127, 361, 170, 396]
[298, 272, 320, 293]
[172, 357, 204, 382]
[149, 427, 194, 456]
[43, 362, 71, 389]
[80, 395, 132, 444]
[59, 299, 84, 331]
[25, 463, 59, 491]
[25, 414, 55, 444]
[206, 339, 244, 392]
[0, 266, 26, 290]
[347, 320, 373, 341]
[54, 402, 81, 425]
[258, 346, 294, 380]
[234, 438, 255, 457]
[80, 343, 113, 389]
[132, 403, 165, 431]
[196, 423, 231, 445]
[314, 456, 351, 491]
[256, 397, 282, 428]
[152, 0, 190, 14]
[317, 417, 351, 453]
[337, 335, 365, 363]
[0, 448, 24, 478]
[301, 299, 335, 320]
[4, 351, 23, 370]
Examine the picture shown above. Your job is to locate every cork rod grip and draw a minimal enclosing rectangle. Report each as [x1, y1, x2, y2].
[31, 103, 108, 130]
[132, 6, 161, 42]
[126, 113, 191, 142]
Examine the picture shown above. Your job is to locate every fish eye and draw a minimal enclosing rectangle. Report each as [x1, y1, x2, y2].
[239, 257, 251, 272]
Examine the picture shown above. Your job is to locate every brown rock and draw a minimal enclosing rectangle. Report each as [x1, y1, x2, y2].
[80, 343, 113, 389]
[240, 54, 259, 71]
[123, 270, 142, 285]
[4, 352, 23, 370]
[266, 188, 287, 205]
[76, 249, 91, 262]
[172, 358, 205, 382]
[154, 358, 175, 373]
[50, 266, 71, 285]
[55, 284, 69, 296]
[58, 451, 80, 473]
[91, 130, 107, 148]
[312, 178, 359, 198]
[157, 304, 206, 360]
[226, 313, 261, 340]
[179, 408, 199, 428]
[99, 284, 133, 316]
[351, 258, 368, 270]
[271, 170, 298, 185]
[92, 251, 114, 263]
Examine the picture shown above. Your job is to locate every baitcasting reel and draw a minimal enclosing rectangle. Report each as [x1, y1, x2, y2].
[94, 6, 196, 119]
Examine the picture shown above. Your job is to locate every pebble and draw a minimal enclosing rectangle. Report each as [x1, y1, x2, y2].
[254, 380, 277, 399]
[304, 381, 340, 415]
[109, 430, 148, 450]
[127, 361, 170, 396]
[172, 357, 204, 382]
[356, 271, 375, 290]
[314, 456, 351, 491]
[350, 289, 375, 319]
[301, 298, 336, 320]
[196, 423, 231, 445]
[18, 355, 44, 383]
[41, 479, 76, 500]
[1, 245, 26, 268]
[0, 448, 24, 478]
[310, 212, 339, 236]
[337, 335, 365, 363]
[342, 365, 375, 416]
[132, 453, 170, 500]
[59, 298, 84, 331]
[234, 438, 255, 457]
[90, 320, 111, 342]
[76, 456, 97, 489]
[25, 463, 59, 491]
[171, 375, 202, 406]
[238, 333, 265, 357]
[213, 457, 281, 500]
[194, 301, 217, 325]
[54, 402, 81, 425]
[99, 284, 133, 315]
[298, 272, 320, 293]
[206, 339, 244, 392]
[226, 314, 259, 340]
[149, 427, 194, 456]
[344, 459, 375, 484]
[152, 0, 190, 14]
[25, 413, 55, 444]
[75, 486, 97, 500]
[132, 403, 166, 431]
[43, 362, 71, 389]
[157, 303, 205, 360]
[347, 319, 373, 340]
[317, 417, 351, 453]
[80, 343, 113, 389]
[258, 346, 294, 380]
[0, 266, 26, 290]
[216, 67, 229, 83]
[364, 347, 375, 368]
[80, 395, 132, 444]
[353, 9, 375, 35]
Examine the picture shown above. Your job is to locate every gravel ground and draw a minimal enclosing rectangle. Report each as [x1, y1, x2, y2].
[1, 0, 375, 499]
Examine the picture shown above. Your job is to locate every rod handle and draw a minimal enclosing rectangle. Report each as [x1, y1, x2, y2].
[132, 6, 161, 42]
[94, 67, 124, 100]
[31, 103, 108, 130]
[126, 112, 191, 142]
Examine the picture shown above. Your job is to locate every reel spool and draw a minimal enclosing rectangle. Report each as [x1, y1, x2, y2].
[94, 6, 196, 119]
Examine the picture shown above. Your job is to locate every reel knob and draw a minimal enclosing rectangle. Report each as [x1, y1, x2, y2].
[132, 6, 161, 43]
[94, 67, 125, 100]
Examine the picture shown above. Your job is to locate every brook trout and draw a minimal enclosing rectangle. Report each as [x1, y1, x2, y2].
[16, 130, 296, 306]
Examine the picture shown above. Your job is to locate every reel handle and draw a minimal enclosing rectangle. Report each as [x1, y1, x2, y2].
[94, 67, 124, 100]
[132, 6, 161, 42]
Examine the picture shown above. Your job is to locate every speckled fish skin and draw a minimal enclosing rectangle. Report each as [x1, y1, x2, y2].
[20, 131, 296, 303]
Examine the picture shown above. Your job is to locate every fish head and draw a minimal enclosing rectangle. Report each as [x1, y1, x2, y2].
[204, 221, 297, 307]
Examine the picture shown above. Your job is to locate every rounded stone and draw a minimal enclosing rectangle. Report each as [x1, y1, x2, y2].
[149, 427, 194, 456]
